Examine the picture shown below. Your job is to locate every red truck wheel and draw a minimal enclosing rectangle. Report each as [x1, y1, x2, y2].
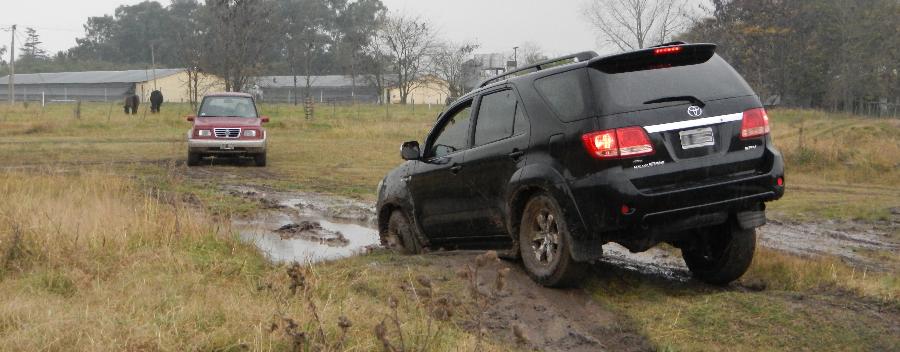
[254, 153, 267, 167]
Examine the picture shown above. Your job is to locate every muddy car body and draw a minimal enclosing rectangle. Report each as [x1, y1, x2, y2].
[186, 92, 269, 166]
[377, 43, 785, 287]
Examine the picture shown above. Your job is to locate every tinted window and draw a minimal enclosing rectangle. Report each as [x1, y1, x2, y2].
[475, 90, 518, 146]
[590, 55, 755, 116]
[534, 68, 590, 121]
[513, 101, 530, 135]
[199, 96, 258, 118]
[430, 102, 473, 158]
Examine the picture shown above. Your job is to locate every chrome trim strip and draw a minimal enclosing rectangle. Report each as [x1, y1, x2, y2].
[644, 113, 743, 133]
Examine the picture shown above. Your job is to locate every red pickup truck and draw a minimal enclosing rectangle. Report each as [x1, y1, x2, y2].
[186, 92, 269, 167]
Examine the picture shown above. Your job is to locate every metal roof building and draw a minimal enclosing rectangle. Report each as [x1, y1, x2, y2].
[251, 75, 388, 104]
[0, 69, 225, 103]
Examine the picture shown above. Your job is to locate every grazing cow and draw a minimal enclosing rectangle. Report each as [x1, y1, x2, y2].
[124, 94, 140, 115]
[150, 90, 164, 113]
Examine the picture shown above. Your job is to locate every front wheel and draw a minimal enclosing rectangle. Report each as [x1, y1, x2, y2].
[519, 194, 587, 287]
[253, 153, 267, 167]
[187, 151, 202, 166]
[681, 223, 756, 285]
[384, 210, 423, 254]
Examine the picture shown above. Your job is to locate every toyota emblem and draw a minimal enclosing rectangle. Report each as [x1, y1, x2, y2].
[687, 105, 703, 118]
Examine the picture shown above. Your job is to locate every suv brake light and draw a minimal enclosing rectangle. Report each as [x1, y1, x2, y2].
[741, 108, 770, 139]
[582, 127, 654, 159]
[653, 46, 682, 56]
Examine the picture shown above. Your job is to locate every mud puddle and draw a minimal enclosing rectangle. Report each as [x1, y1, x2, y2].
[759, 219, 900, 271]
[229, 186, 379, 263]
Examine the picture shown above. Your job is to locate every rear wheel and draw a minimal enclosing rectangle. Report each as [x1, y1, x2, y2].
[187, 151, 202, 166]
[253, 153, 267, 167]
[681, 222, 756, 285]
[385, 210, 423, 254]
[519, 194, 587, 287]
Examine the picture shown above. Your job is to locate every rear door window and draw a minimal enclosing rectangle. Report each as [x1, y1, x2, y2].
[429, 101, 473, 158]
[474, 90, 519, 146]
[534, 68, 591, 121]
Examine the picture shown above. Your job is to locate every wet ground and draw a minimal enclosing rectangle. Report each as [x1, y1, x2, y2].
[221, 184, 898, 351]
[228, 185, 379, 263]
[228, 184, 900, 273]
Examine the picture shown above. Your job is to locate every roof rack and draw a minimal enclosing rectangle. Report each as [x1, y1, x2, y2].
[477, 51, 599, 88]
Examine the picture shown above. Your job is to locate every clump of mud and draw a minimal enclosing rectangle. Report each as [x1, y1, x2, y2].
[293, 200, 375, 224]
[275, 221, 350, 247]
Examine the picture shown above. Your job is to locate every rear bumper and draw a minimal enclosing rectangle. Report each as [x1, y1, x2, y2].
[187, 135, 267, 155]
[568, 145, 785, 240]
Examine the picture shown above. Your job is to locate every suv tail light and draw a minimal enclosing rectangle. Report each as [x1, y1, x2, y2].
[582, 127, 654, 159]
[741, 108, 770, 139]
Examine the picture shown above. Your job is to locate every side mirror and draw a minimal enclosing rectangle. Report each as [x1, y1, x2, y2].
[186, 116, 195, 122]
[260, 116, 270, 123]
[401, 141, 421, 161]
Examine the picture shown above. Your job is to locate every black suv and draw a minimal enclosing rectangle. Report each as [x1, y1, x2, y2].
[376, 43, 785, 287]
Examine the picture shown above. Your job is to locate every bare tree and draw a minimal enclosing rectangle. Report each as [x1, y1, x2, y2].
[360, 26, 391, 104]
[202, 0, 276, 92]
[379, 13, 436, 105]
[431, 41, 479, 101]
[518, 42, 548, 66]
[583, 0, 690, 51]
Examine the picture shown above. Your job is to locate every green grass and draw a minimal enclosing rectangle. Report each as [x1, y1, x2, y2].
[0, 169, 512, 351]
[1, 102, 897, 351]
[2, 103, 896, 219]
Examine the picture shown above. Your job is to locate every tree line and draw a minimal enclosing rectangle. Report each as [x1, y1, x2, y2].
[584, 0, 899, 112]
[0, 0, 497, 104]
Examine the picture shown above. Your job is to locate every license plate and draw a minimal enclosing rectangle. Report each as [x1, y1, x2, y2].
[220, 144, 235, 150]
[679, 127, 715, 149]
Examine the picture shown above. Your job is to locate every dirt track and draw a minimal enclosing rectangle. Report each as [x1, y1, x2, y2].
[184, 164, 899, 351]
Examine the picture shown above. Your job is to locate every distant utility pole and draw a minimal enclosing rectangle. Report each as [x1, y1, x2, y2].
[150, 44, 158, 90]
[513, 46, 519, 68]
[8, 24, 15, 104]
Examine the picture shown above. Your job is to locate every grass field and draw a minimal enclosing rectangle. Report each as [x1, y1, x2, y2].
[0, 102, 898, 351]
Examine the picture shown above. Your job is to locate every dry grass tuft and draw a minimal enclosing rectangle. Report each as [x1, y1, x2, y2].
[741, 248, 899, 304]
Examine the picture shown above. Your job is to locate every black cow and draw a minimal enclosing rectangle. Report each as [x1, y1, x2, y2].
[150, 90, 164, 113]
[124, 94, 140, 115]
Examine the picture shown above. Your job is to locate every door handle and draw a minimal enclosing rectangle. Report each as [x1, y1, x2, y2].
[508, 150, 525, 160]
[450, 164, 462, 174]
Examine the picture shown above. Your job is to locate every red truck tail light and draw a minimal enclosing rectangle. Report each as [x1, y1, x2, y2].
[741, 108, 770, 139]
[582, 127, 654, 159]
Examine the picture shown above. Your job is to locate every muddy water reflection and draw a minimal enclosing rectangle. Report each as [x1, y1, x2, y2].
[231, 189, 380, 263]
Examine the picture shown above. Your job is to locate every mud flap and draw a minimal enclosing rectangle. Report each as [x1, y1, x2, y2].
[736, 210, 767, 230]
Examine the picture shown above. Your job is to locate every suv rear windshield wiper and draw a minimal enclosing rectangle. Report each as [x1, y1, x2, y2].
[643, 95, 706, 107]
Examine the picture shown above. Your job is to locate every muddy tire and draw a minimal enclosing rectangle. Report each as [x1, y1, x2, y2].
[254, 153, 267, 167]
[187, 151, 201, 166]
[519, 194, 587, 287]
[681, 223, 756, 285]
[386, 210, 423, 254]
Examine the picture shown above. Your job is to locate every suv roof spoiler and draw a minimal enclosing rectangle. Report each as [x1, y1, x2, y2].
[477, 51, 599, 88]
[589, 43, 717, 74]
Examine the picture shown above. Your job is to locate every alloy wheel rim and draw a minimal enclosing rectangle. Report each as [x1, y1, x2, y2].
[530, 209, 560, 266]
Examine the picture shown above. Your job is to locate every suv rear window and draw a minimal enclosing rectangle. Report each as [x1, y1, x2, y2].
[590, 55, 754, 116]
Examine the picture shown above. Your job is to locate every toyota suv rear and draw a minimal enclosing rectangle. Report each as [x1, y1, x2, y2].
[376, 43, 785, 287]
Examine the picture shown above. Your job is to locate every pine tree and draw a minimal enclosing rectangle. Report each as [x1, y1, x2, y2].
[22, 27, 48, 61]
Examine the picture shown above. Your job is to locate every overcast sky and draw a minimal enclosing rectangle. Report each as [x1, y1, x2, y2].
[0, 0, 606, 60]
